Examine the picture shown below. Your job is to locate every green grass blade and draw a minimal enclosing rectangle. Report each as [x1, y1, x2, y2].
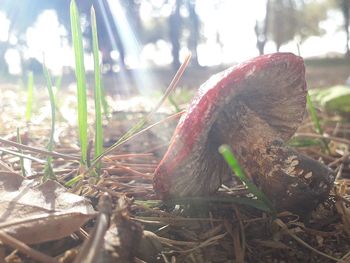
[218, 144, 275, 214]
[306, 93, 323, 134]
[89, 116, 146, 172]
[55, 75, 62, 91]
[16, 128, 25, 177]
[306, 92, 330, 153]
[101, 83, 110, 121]
[25, 71, 34, 122]
[43, 62, 56, 180]
[288, 137, 322, 147]
[135, 195, 271, 211]
[91, 6, 103, 172]
[65, 174, 84, 187]
[54, 75, 62, 106]
[168, 94, 181, 112]
[70, 0, 88, 164]
[53, 75, 65, 121]
[166, 196, 271, 212]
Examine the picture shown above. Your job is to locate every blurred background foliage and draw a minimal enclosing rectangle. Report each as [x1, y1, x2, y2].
[0, 0, 349, 76]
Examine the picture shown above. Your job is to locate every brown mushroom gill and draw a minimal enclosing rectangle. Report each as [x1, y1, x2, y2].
[210, 99, 333, 213]
[154, 53, 334, 214]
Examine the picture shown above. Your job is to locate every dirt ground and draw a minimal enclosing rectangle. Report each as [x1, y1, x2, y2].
[0, 59, 349, 262]
[1, 57, 348, 96]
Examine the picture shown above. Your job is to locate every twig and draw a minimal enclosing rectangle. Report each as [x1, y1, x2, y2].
[335, 164, 344, 181]
[134, 216, 224, 224]
[147, 53, 192, 117]
[0, 160, 15, 172]
[88, 53, 191, 172]
[307, 148, 335, 161]
[0, 231, 58, 263]
[105, 153, 153, 160]
[294, 133, 350, 145]
[339, 250, 350, 263]
[111, 164, 151, 177]
[0, 137, 80, 160]
[74, 193, 112, 263]
[0, 211, 97, 230]
[328, 154, 350, 167]
[178, 233, 227, 254]
[336, 194, 350, 206]
[234, 206, 246, 262]
[85, 110, 184, 175]
[0, 147, 46, 164]
[274, 219, 339, 262]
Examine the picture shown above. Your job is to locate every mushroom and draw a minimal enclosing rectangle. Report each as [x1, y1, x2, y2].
[153, 53, 335, 214]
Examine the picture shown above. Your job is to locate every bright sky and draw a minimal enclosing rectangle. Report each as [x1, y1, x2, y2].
[0, 0, 347, 75]
[25, 10, 73, 73]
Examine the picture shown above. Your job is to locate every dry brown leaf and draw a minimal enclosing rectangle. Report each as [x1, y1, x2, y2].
[0, 172, 96, 244]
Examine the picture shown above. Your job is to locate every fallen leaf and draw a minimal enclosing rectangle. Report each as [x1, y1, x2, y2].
[0, 172, 96, 244]
[310, 85, 350, 114]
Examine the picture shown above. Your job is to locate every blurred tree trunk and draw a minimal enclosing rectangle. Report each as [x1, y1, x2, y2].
[0, 43, 8, 75]
[187, 0, 199, 66]
[269, 0, 297, 52]
[342, 0, 350, 56]
[169, 0, 182, 69]
[255, 0, 270, 55]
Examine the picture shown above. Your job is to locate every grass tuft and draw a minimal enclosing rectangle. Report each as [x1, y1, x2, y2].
[88, 53, 192, 173]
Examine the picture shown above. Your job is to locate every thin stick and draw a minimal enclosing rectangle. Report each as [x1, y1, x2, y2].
[177, 233, 227, 253]
[0, 159, 15, 172]
[274, 219, 339, 262]
[234, 206, 246, 262]
[113, 162, 157, 168]
[85, 110, 184, 174]
[147, 53, 192, 117]
[0, 211, 97, 230]
[339, 250, 350, 262]
[88, 53, 191, 171]
[328, 154, 350, 167]
[0, 231, 58, 263]
[294, 133, 350, 145]
[0, 137, 80, 160]
[74, 193, 111, 263]
[335, 164, 344, 181]
[0, 147, 46, 164]
[112, 164, 150, 177]
[105, 153, 153, 160]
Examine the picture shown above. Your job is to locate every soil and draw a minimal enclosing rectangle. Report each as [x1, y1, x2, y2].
[0, 61, 349, 262]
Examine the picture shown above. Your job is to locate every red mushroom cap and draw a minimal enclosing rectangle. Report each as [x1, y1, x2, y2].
[154, 53, 312, 201]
